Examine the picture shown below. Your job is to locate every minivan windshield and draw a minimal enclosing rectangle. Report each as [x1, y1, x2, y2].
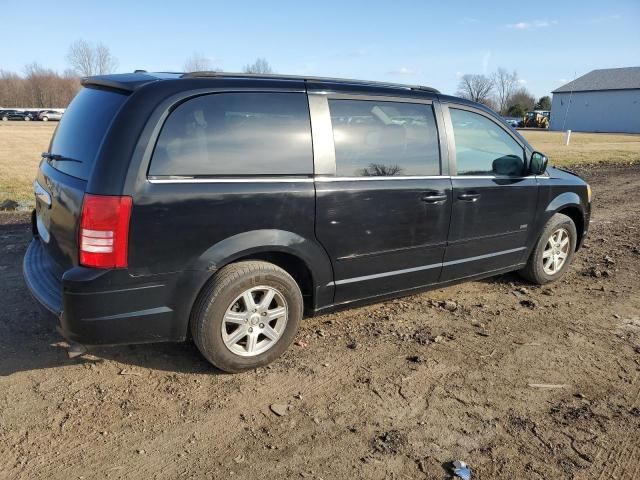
[48, 87, 127, 180]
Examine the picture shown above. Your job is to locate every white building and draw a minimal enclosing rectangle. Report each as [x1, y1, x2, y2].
[550, 67, 640, 134]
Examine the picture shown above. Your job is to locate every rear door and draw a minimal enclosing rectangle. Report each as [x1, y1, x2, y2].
[441, 103, 537, 281]
[311, 92, 452, 304]
[34, 87, 127, 268]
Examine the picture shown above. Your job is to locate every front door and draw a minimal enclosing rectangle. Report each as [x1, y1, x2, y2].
[441, 104, 538, 281]
[312, 94, 452, 304]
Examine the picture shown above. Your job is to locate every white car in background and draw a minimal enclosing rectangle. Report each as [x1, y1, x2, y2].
[38, 110, 63, 121]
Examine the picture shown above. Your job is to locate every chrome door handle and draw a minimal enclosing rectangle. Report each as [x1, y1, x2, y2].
[421, 193, 447, 203]
[458, 193, 480, 202]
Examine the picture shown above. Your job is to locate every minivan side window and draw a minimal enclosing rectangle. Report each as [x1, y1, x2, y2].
[149, 93, 313, 176]
[328, 99, 440, 177]
[449, 108, 525, 176]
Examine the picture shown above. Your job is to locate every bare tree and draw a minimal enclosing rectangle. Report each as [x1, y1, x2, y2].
[456, 74, 494, 106]
[0, 70, 25, 107]
[492, 68, 518, 114]
[94, 43, 118, 75]
[243, 58, 274, 74]
[508, 87, 536, 112]
[66, 39, 118, 76]
[183, 53, 220, 72]
[0, 66, 80, 108]
[360, 164, 403, 176]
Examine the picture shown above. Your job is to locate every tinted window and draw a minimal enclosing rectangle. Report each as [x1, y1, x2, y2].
[450, 108, 524, 176]
[328, 99, 440, 177]
[49, 87, 127, 180]
[149, 93, 312, 176]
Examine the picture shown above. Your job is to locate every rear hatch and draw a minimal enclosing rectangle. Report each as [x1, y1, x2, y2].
[34, 87, 127, 269]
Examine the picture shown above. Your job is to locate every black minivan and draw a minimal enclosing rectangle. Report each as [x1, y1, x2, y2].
[24, 72, 591, 372]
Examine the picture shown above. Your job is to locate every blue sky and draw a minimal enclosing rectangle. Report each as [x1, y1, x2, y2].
[2, 0, 639, 98]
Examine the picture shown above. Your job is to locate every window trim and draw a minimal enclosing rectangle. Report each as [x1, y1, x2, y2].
[311, 93, 446, 179]
[442, 102, 530, 177]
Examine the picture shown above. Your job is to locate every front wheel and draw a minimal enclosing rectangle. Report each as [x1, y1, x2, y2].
[519, 213, 577, 284]
[1, 117, 7, 121]
[42, 117, 49, 122]
[24, 116, 30, 121]
[191, 261, 303, 373]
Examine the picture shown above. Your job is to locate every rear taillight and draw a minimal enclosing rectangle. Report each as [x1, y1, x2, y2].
[79, 194, 132, 268]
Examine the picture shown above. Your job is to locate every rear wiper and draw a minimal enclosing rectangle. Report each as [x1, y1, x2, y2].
[42, 152, 82, 163]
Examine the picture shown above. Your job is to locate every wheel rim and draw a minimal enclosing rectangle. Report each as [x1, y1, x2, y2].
[542, 227, 570, 275]
[221, 286, 288, 357]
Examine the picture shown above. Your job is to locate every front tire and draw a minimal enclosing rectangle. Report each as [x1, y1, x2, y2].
[519, 213, 577, 284]
[191, 261, 303, 373]
[42, 116, 49, 122]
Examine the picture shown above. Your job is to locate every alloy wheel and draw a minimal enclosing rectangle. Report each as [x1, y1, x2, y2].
[542, 227, 570, 275]
[220, 286, 288, 357]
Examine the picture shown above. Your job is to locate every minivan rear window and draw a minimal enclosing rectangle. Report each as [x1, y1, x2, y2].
[48, 87, 127, 180]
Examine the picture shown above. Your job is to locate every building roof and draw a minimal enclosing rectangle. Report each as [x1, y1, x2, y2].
[553, 67, 640, 93]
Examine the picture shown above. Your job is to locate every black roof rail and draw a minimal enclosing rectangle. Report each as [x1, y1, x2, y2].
[181, 71, 440, 94]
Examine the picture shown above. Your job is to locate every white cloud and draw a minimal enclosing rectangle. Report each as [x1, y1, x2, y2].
[461, 17, 478, 25]
[517, 78, 527, 85]
[388, 67, 416, 75]
[506, 19, 558, 29]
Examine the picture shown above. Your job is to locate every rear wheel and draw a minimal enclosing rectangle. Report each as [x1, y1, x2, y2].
[24, 116, 30, 121]
[1, 117, 7, 121]
[191, 261, 303, 372]
[519, 213, 577, 284]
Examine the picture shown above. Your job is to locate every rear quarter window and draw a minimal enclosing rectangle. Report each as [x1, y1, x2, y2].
[48, 87, 127, 180]
[149, 92, 313, 177]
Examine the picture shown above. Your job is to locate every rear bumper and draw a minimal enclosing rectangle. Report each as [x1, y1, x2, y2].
[23, 238, 200, 346]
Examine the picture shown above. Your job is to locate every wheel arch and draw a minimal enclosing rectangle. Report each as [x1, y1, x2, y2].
[189, 229, 334, 315]
[544, 192, 586, 251]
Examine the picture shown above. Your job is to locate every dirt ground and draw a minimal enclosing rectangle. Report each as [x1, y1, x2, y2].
[0, 163, 638, 479]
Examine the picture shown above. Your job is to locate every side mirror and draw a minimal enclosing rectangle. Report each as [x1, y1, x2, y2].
[530, 151, 548, 175]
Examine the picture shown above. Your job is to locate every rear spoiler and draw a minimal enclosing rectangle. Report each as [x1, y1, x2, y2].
[81, 73, 166, 92]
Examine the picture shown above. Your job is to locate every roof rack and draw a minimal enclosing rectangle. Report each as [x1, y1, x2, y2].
[181, 71, 440, 94]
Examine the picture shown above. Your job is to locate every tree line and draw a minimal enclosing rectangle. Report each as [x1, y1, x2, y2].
[457, 68, 551, 117]
[0, 39, 274, 108]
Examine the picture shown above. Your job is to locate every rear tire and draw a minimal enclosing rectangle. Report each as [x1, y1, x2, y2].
[24, 116, 30, 121]
[519, 213, 577, 284]
[1, 117, 7, 121]
[190, 261, 303, 373]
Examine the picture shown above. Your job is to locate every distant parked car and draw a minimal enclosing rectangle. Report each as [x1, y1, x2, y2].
[502, 117, 520, 129]
[38, 110, 63, 121]
[0, 109, 32, 121]
[24, 110, 43, 120]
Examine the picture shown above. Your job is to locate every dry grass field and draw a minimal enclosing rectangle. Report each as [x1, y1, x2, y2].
[521, 130, 640, 167]
[0, 122, 56, 207]
[0, 122, 639, 209]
